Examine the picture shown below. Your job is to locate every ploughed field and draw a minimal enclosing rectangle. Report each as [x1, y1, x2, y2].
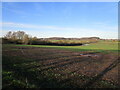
[2, 42, 119, 88]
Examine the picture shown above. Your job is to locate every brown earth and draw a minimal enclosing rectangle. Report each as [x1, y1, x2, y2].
[2, 45, 119, 88]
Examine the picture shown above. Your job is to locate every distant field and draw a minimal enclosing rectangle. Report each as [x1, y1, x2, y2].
[48, 39, 98, 44]
[16, 41, 119, 53]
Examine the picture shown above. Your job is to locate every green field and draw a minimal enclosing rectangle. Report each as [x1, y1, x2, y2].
[16, 41, 119, 52]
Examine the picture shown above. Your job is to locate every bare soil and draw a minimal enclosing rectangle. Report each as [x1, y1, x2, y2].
[2, 45, 119, 88]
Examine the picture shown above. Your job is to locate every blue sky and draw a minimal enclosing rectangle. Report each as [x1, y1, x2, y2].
[2, 2, 118, 39]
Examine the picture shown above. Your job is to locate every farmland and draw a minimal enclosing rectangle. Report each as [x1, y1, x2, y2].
[2, 41, 119, 88]
[17, 40, 119, 52]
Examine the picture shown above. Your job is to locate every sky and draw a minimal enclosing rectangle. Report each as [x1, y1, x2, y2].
[1, 2, 118, 39]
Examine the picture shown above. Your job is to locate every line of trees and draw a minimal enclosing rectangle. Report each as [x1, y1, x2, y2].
[2, 31, 102, 46]
[3, 31, 38, 44]
[2, 31, 84, 46]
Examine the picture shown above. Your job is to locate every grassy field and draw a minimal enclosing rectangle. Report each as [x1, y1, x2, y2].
[2, 41, 119, 88]
[16, 41, 119, 53]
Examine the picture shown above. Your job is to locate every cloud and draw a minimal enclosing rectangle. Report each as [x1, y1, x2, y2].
[2, 22, 53, 29]
[1, 22, 82, 31]
[1, 22, 118, 39]
[2, 22, 117, 31]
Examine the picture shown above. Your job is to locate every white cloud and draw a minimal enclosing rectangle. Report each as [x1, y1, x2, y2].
[1, 22, 83, 31]
[1, 22, 118, 39]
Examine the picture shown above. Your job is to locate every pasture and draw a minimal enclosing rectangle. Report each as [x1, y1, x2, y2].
[17, 41, 119, 52]
[2, 41, 119, 88]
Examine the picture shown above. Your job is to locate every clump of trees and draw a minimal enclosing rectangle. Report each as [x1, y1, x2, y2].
[2, 31, 38, 44]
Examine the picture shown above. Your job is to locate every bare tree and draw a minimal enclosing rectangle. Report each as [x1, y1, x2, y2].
[11, 32, 17, 41]
[4, 31, 12, 39]
[22, 34, 30, 44]
[32, 37, 37, 41]
[4, 31, 38, 44]
[16, 31, 25, 40]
